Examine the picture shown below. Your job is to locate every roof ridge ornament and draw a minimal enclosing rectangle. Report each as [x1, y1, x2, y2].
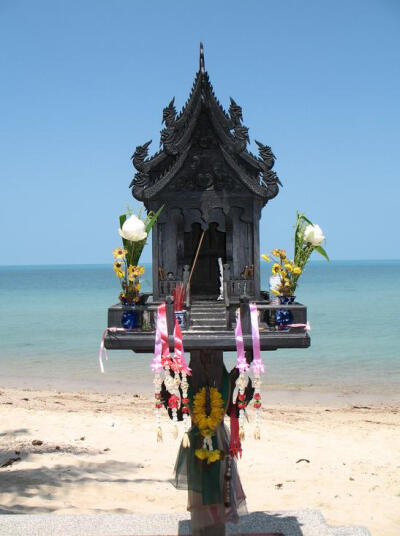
[162, 98, 176, 127]
[131, 140, 152, 171]
[255, 140, 276, 171]
[129, 45, 281, 202]
[199, 42, 205, 74]
[229, 97, 243, 127]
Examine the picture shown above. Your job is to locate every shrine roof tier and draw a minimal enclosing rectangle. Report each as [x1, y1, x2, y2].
[130, 43, 282, 204]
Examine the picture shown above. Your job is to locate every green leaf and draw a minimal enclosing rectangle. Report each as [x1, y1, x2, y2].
[119, 214, 128, 250]
[314, 245, 329, 261]
[145, 204, 164, 232]
[131, 239, 146, 266]
[299, 213, 313, 225]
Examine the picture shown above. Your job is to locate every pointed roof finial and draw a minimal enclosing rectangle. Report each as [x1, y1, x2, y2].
[199, 42, 205, 74]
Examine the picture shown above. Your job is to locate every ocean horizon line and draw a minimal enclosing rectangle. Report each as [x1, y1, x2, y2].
[1, 258, 400, 269]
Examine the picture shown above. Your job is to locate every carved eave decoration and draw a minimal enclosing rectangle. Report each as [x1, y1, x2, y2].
[130, 43, 282, 204]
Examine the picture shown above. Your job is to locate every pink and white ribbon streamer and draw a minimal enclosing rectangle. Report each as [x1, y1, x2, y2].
[99, 327, 127, 373]
[151, 304, 167, 373]
[249, 303, 264, 375]
[173, 318, 191, 375]
[287, 322, 311, 331]
[235, 310, 249, 373]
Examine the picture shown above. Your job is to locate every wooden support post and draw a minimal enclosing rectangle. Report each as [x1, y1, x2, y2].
[189, 349, 226, 536]
[239, 294, 251, 335]
[269, 306, 276, 330]
[240, 294, 254, 362]
[165, 295, 174, 350]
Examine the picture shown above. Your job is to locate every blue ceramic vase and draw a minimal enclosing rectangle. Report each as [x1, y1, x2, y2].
[121, 306, 139, 330]
[174, 310, 186, 329]
[275, 296, 295, 330]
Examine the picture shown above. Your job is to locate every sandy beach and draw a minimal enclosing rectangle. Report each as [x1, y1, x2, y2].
[0, 387, 399, 535]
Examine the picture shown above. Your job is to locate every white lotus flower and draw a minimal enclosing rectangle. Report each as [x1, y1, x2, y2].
[119, 215, 147, 242]
[304, 224, 325, 246]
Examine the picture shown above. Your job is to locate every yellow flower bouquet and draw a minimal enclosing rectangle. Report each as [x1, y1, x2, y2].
[262, 212, 329, 298]
[113, 206, 162, 304]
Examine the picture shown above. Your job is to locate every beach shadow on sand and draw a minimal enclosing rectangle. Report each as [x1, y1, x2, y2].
[0, 428, 29, 438]
[0, 431, 156, 515]
[0, 459, 146, 498]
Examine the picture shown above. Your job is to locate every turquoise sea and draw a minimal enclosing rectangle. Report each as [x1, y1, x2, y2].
[0, 261, 399, 397]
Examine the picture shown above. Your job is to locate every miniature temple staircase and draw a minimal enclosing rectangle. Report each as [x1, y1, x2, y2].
[189, 300, 227, 332]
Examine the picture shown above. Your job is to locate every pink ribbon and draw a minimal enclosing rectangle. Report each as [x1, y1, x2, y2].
[99, 327, 126, 373]
[287, 322, 311, 331]
[235, 309, 249, 373]
[173, 318, 191, 375]
[151, 304, 191, 375]
[250, 303, 264, 375]
[235, 304, 265, 375]
[151, 303, 169, 373]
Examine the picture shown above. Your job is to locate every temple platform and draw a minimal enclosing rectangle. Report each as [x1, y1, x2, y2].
[104, 298, 310, 353]
[104, 328, 310, 353]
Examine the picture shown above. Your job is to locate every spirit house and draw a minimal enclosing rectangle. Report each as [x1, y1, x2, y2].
[105, 45, 309, 352]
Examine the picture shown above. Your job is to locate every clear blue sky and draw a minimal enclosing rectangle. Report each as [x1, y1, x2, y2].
[0, 0, 399, 264]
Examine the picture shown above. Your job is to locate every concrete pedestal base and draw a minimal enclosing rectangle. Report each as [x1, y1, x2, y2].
[0, 510, 371, 536]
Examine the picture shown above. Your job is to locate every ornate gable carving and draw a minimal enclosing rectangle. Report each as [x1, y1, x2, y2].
[166, 113, 242, 192]
[130, 44, 281, 204]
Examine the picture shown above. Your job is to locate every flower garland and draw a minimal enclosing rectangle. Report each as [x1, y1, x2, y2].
[234, 303, 265, 442]
[151, 303, 191, 442]
[234, 310, 249, 441]
[162, 353, 180, 438]
[193, 386, 225, 464]
[151, 303, 169, 442]
[172, 318, 191, 446]
[249, 303, 264, 440]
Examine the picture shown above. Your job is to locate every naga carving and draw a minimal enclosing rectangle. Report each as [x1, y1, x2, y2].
[162, 97, 177, 127]
[229, 97, 242, 126]
[130, 171, 150, 200]
[255, 140, 275, 171]
[233, 125, 249, 152]
[160, 97, 179, 155]
[160, 126, 178, 155]
[254, 141, 281, 198]
[130, 140, 152, 199]
[131, 140, 152, 171]
[260, 169, 282, 199]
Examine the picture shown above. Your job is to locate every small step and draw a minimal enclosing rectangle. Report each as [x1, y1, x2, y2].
[191, 308, 226, 313]
[191, 311, 226, 318]
[191, 319, 227, 328]
[191, 301, 226, 306]
[188, 326, 228, 332]
[191, 305, 226, 311]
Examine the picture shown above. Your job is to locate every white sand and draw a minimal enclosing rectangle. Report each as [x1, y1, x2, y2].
[0, 388, 399, 535]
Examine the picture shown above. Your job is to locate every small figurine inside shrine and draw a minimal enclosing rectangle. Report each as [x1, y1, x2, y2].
[102, 43, 314, 536]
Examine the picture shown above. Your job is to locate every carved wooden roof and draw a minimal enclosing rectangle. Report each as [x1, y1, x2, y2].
[130, 43, 282, 203]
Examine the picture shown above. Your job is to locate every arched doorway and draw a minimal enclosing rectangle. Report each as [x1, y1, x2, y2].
[184, 222, 226, 299]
